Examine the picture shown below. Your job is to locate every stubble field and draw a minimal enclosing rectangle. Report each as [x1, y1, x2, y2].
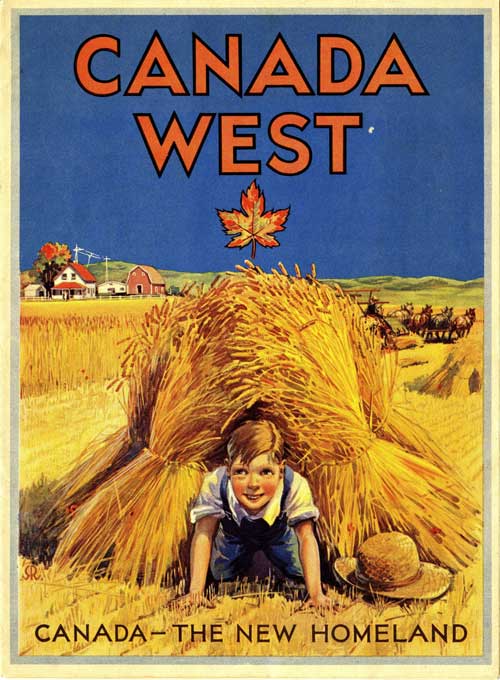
[18, 292, 484, 657]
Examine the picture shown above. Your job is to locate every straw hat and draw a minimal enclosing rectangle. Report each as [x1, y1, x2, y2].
[334, 532, 452, 600]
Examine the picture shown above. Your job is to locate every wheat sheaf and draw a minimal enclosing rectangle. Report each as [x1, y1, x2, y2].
[53, 262, 479, 586]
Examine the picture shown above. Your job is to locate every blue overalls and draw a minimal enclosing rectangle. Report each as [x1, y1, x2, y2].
[209, 465, 304, 581]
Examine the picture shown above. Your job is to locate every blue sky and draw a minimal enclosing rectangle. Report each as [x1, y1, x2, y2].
[20, 13, 484, 279]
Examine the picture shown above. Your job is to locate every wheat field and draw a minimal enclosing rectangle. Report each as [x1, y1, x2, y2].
[18, 294, 484, 658]
[20, 299, 159, 397]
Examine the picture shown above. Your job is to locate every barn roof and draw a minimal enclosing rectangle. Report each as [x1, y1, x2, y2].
[53, 282, 86, 290]
[131, 265, 165, 285]
[65, 262, 96, 283]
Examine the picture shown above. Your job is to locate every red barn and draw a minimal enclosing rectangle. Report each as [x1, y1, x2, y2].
[126, 265, 166, 295]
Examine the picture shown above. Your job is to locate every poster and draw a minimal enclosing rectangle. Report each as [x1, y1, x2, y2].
[1, 0, 498, 678]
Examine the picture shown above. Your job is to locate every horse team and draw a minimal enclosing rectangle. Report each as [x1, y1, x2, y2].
[387, 303, 476, 342]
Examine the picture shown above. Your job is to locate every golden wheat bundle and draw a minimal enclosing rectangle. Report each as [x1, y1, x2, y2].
[57, 295, 219, 501]
[417, 331, 483, 399]
[54, 294, 254, 583]
[58, 426, 131, 504]
[314, 439, 478, 568]
[54, 263, 479, 585]
[190, 264, 478, 568]
[55, 449, 205, 584]
[196, 265, 449, 471]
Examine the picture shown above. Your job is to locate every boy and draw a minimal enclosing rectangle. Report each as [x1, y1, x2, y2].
[184, 420, 332, 609]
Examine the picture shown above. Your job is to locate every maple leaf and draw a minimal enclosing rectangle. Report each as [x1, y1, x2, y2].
[217, 180, 289, 259]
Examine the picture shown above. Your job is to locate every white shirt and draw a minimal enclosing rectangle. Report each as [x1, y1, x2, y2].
[190, 466, 319, 527]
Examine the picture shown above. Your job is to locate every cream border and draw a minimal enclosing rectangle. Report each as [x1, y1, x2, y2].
[1, 1, 498, 678]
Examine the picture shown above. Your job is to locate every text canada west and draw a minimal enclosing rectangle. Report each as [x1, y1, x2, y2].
[74, 31, 428, 176]
[35, 621, 467, 645]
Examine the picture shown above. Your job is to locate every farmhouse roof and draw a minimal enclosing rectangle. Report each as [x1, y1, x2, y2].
[65, 262, 97, 283]
[132, 265, 165, 285]
[53, 282, 87, 290]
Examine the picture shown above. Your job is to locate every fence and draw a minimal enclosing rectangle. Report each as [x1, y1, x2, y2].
[22, 294, 170, 302]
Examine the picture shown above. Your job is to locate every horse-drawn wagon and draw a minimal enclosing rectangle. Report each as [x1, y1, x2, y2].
[354, 292, 410, 349]
[343, 287, 475, 348]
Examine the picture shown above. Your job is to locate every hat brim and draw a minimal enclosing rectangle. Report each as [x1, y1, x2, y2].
[334, 557, 452, 600]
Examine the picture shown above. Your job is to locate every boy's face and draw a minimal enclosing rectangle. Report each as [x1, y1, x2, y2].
[229, 453, 283, 515]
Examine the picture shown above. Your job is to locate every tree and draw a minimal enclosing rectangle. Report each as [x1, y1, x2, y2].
[20, 270, 36, 291]
[33, 242, 72, 297]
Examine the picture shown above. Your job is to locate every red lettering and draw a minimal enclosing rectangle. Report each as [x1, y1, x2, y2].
[318, 36, 364, 94]
[134, 113, 214, 176]
[314, 114, 362, 173]
[74, 35, 120, 96]
[267, 113, 311, 175]
[219, 114, 260, 174]
[193, 34, 241, 96]
[246, 34, 313, 95]
[126, 32, 188, 95]
[363, 34, 428, 95]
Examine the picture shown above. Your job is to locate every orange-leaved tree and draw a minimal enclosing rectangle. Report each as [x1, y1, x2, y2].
[33, 242, 72, 297]
[217, 180, 289, 259]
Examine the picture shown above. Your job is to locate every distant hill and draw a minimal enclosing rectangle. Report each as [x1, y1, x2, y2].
[20, 261, 484, 307]
[323, 275, 484, 307]
[325, 274, 484, 291]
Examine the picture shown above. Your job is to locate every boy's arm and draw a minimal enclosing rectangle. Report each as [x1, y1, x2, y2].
[189, 515, 220, 595]
[294, 519, 331, 608]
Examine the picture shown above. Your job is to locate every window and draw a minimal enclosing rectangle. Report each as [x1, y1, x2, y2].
[71, 273, 76, 280]
[62, 273, 67, 280]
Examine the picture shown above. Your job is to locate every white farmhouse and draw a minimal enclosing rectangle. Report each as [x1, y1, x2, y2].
[97, 280, 127, 296]
[23, 283, 47, 299]
[52, 263, 96, 299]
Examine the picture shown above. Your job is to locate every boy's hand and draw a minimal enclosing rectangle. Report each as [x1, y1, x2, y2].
[311, 593, 336, 609]
[300, 593, 341, 614]
[170, 592, 216, 613]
